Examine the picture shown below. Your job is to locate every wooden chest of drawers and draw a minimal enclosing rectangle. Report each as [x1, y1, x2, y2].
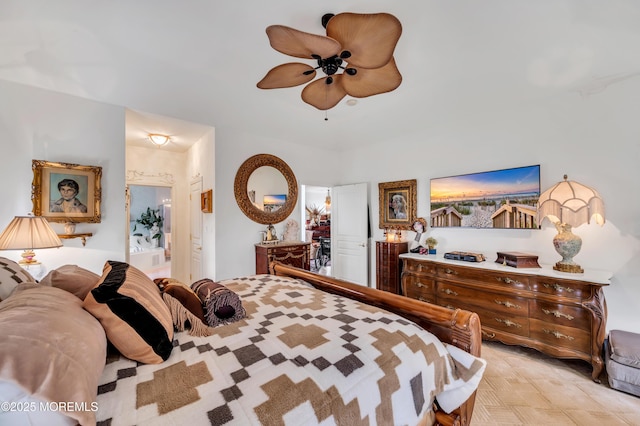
[255, 241, 311, 274]
[401, 254, 611, 382]
[375, 241, 408, 294]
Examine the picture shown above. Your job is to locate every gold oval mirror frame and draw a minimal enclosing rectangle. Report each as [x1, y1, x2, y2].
[234, 154, 298, 225]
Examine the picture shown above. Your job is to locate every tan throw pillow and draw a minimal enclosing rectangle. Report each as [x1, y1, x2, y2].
[0, 284, 107, 426]
[0, 257, 36, 301]
[155, 278, 206, 323]
[83, 261, 173, 364]
[39, 264, 100, 300]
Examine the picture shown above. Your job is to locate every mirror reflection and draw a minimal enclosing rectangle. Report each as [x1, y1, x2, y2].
[247, 166, 288, 212]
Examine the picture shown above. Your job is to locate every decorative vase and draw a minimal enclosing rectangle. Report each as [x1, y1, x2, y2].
[64, 222, 76, 234]
[428, 248, 437, 255]
[552, 223, 583, 273]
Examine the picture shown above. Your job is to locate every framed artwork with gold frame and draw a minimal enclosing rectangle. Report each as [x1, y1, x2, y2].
[201, 189, 213, 213]
[31, 160, 102, 223]
[378, 179, 417, 229]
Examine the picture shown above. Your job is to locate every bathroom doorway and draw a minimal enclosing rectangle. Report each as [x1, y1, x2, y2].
[128, 184, 172, 279]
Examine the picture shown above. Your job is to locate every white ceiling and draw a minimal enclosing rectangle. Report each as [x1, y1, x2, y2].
[1, 1, 639, 151]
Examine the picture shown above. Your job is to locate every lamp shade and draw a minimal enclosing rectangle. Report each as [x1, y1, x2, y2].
[0, 215, 63, 250]
[537, 175, 605, 227]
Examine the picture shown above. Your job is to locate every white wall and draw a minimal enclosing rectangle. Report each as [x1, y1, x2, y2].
[0, 80, 126, 274]
[187, 130, 216, 280]
[214, 128, 341, 280]
[335, 83, 640, 333]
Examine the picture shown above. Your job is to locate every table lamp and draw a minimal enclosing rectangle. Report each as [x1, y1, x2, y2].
[537, 175, 605, 273]
[0, 214, 63, 265]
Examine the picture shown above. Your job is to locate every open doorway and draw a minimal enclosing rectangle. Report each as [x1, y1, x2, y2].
[128, 184, 172, 279]
[301, 185, 331, 274]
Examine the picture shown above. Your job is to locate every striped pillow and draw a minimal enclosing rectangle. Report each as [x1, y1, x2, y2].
[0, 257, 36, 301]
[83, 261, 173, 364]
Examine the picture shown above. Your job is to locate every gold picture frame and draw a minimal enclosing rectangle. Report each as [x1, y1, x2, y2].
[378, 179, 417, 229]
[201, 189, 213, 213]
[32, 160, 102, 223]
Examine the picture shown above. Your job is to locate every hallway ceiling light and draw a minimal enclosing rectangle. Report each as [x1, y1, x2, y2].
[148, 133, 170, 146]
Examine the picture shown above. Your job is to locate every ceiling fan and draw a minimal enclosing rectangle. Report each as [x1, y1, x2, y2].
[257, 12, 402, 111]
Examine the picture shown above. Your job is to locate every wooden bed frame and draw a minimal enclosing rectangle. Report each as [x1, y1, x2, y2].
[270, 262, 482, 426]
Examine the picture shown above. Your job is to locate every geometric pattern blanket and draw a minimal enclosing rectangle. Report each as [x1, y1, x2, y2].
[96, 275, 486, 425]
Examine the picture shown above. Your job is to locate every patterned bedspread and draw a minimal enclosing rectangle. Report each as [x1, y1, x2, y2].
[96, 275, 485, 425]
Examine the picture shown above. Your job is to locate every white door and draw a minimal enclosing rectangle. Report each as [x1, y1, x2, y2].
[190, 179, 203, 281]
[331, 183, 369, 286]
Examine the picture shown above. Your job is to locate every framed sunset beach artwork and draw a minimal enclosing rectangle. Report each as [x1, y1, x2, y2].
[430, 165, 541, 229]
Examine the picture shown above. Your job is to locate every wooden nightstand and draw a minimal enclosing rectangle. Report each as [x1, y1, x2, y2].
[255, 241, 311, 274]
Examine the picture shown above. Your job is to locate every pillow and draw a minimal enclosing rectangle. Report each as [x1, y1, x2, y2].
[39, 264, 100, 300]
[191, 278, 246, 327]
[0, 284, 107, 426]
[154, 278, 206, 323]
[83, 261, 173, 364]
[0, 257, 36, 301]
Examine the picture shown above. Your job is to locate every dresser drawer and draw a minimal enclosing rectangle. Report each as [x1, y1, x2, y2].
[436, 282, 529, 316]
[436, 265, 530, 291]
[471, 305, 529, 337]
[529, 319, 591, 353]
[404, 259, 437, 275]
[529, 300, 591, 329]
[403, 273, 436, 303]
[530, 277, 587, 300]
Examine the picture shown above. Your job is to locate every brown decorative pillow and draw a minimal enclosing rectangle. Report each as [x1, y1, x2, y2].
[0, 284, 107, 426]
[83, 261, 173, 364]
[0, 257, 36, 301]
[39, 264, 100, 300]
[191, 278, 246, 327]
[154, 278, 206, 323]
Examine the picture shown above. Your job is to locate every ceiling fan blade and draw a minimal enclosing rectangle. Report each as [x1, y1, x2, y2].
[301, 75, 347, 110]
[257, 63, 316, 89]
[266, 25, 341, 59]
[341, 57, 402, 98]
[326, 13, 402, 69]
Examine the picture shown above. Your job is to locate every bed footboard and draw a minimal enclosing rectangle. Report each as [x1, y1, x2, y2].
[270, 262, 482, 426]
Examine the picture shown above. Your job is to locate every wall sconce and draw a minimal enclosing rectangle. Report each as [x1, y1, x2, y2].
[537, 175, 605, 273]
[148, 133, 170, 146]
[0, 215, 63, 265]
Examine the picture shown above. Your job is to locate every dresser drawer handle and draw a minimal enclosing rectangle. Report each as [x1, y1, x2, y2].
[415, 282, 425, 288]
[494, 300, 522, 309]
[418, 297, 431, 303]
[443, 268, 457, 275]
[441, 288, 458, 296]
[496, 277, 522, 286]
[481, 330, 496, 339]
[495, 318, 522, 328]
[543, 329, 575, 340]
[542, 309, 574, 320]
[444, 304, 456, 310]
[543, 283, 575, 293]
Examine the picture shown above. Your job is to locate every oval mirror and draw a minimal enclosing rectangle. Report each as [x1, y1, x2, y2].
[234, 154, 298, 225]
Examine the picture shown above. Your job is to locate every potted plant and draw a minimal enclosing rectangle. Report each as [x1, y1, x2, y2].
[425, 237, 438, 255]
[133, 207, 163, 246]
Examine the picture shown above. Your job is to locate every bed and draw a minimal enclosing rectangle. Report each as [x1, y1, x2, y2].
[0, 258, 484, 426]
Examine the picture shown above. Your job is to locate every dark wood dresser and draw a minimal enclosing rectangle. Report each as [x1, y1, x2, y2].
[255, 241, 311, 274]
[400, 253, 611, 382]
[375, 241, 408, 294]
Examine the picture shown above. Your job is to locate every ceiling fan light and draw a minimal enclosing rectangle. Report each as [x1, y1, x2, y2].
[148, 134, 170, 146]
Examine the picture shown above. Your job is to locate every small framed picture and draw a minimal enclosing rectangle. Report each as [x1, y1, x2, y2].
[201, 189, 213, 213]
[32, 160, 102, 223]
[378, 179, 417, 229]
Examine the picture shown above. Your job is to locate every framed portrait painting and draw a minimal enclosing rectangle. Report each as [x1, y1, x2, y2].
[32, 160, 102, 223]
[378, 179, 417, 230]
